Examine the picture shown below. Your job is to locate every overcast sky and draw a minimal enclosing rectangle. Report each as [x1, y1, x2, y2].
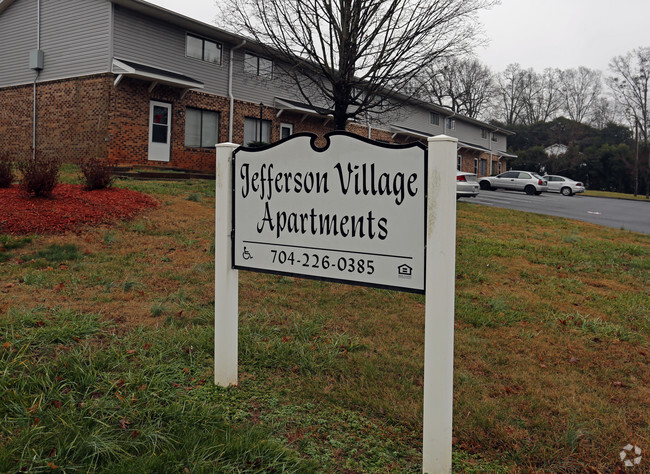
[150, 0, 650, 74]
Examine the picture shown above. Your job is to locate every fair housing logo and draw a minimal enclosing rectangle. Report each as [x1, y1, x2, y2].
[619, 444, 643, 468]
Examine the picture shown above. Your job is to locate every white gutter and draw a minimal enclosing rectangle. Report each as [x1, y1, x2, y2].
[228, 40, 246, 142]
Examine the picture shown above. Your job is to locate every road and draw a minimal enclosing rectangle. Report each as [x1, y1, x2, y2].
[459, 190, 650, 235]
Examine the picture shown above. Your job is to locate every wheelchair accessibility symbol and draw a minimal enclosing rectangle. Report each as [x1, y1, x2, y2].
[242, 247, 253, 260]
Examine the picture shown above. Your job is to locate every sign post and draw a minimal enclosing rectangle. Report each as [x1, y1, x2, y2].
[423, 135, 457, 473]
[215, 132, 457, 471]
[214, 142, 239, 387]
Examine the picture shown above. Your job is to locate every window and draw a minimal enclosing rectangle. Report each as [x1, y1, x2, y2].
[480, 159, 487, 176]
[500, 171, 518, 178]
[244, 52, 273, 79]
[457, 155, 462, 171]
[186, 34, 222, 64]
[473, 157, 478, 174]
[491, 132, 498, 142]
[481, 128, 489, 139]
[185, 108, 219, 148]
[446, 118, 455, 130]
[280, 122, 294, 139]
[244, 117, 271, 145]
[430, 112, 440, 126]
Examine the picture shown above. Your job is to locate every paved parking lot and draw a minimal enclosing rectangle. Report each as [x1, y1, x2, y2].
[460, 190, 650, 235]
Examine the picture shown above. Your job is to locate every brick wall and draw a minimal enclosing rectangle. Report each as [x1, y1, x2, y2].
[0, 75, 111, 162]
[0, 74, 505, 174]
[0, 84, 33, 160]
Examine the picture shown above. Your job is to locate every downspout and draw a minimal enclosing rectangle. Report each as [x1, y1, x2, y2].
[32, 0, 41, 158]
[228, 40, 246, 142]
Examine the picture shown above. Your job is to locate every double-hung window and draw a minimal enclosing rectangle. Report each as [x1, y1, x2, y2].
[186, 34, 222, 64]
[185, 108, 219, 148]
[446, 118, 456, 130]
[430, 112, 440, 126]
[244, 52, 273, 79]
[244, 117, 271, 145]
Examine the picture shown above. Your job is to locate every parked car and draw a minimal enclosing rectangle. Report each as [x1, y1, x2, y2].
[456, 171, 480, 199]
[543, 174, 585, 196]
[479, 170, 548, 195]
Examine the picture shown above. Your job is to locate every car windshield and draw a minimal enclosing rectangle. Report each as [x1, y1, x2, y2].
[532, 173, 543, 179]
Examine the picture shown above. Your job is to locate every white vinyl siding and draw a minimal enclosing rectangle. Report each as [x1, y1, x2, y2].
[0, 0, 110, 87]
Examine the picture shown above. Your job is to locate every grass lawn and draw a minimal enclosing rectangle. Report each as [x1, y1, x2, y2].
[584, 189, 650, 201]
[1, 172, 649, 472]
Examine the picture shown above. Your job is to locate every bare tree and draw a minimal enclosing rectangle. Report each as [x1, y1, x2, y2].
[590, 96, 621, 129]
[607, 47, 650, 143]
[218, 0, 497, 130]
[494, 63, 528, 126]
[520, 68, 562, 125]
[607, 47, 650, 196]
[559, 67, 602, 123]
[417, 57, 494, 119]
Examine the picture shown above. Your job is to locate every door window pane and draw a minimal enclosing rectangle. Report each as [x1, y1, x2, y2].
[153, 106, 168, 125]
[152, 125, 168, 143]
[280, 123, 293, 139]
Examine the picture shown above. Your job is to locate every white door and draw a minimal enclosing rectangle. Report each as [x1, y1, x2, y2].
[148, 101, 171, 162]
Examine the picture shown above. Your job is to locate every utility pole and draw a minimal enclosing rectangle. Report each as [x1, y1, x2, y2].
[635, 120, 639, 197]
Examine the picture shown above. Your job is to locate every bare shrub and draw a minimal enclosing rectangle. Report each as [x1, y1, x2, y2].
[17, 150, 61, 197]
[78, 156, 115, 190]
[0, 154, 14, 188]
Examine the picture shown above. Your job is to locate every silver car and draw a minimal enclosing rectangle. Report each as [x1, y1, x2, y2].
[543, 175, 585, 196]
[479, 170, 548, 195]
[456, 171, 479, 199]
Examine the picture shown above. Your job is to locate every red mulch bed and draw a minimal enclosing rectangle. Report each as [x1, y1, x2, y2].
[0, 184, 158, 235]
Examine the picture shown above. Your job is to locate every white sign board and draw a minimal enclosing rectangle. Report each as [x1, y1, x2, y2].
[232, 132, 426, 292]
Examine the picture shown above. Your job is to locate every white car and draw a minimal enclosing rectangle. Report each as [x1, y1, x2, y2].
[456, 171, 479, 199]
[479, 170, 548, 195]
[543, 175, 585, 196]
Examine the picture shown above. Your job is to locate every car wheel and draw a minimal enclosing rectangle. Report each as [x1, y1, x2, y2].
[524, 185, 536, 195]
[534, 191, 542, 195]
[479, 181, 492, 190]
[561, 187, 573, 196]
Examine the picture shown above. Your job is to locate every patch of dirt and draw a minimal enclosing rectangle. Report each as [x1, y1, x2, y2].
[0, 184, 158, 235]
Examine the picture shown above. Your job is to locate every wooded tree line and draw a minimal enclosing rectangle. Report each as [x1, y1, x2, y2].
[415, 47, 649, 137]
[415, 48, 650, 194]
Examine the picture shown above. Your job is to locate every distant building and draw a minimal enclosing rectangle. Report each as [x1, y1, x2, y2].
[545, 144, 568, 157]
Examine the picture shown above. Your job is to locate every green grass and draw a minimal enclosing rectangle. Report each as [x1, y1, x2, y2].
[584, 189, 650, 201]
[1, 168, 649, 472]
